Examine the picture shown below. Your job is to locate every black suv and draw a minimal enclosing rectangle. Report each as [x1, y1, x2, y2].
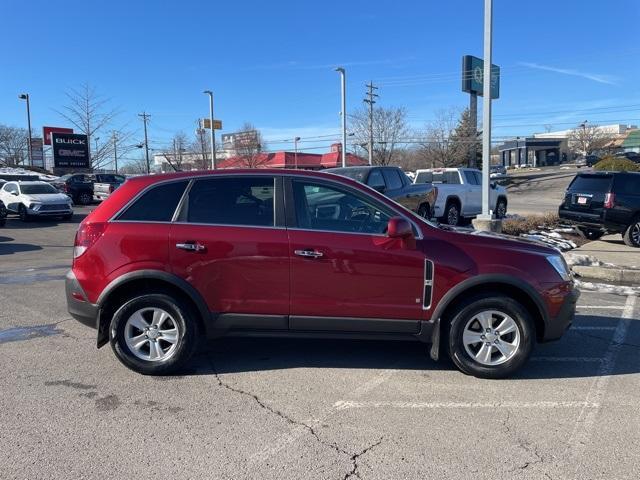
[52, 174, 94, 205]
[559, 172, 640, 246]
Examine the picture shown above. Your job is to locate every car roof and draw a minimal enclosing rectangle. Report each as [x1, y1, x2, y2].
[13, 180, 52, 185]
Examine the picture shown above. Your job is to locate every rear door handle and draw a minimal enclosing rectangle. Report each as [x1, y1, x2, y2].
[176, 242, 206, 252]
[294, 249, 324, 259]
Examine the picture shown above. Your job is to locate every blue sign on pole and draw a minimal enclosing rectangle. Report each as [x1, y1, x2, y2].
[462, 55, 500, 99]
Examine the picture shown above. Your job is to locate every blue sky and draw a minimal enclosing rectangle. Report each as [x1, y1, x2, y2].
[1, 0, 639, 162]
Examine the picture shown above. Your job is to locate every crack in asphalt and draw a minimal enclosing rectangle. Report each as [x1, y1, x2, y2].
[206, 357, 383, 479]
[500, 408, 548, 475]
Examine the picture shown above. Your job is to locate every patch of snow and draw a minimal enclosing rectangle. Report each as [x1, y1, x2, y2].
[575, 279, 640, 296]
[521, 232, 576, 251]
[0, 166, 58, 182]
[564, 253, 620, 269]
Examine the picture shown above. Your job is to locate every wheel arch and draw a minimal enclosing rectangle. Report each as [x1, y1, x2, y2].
[426, 275, 548, 361]
[96, 270, 211, 347]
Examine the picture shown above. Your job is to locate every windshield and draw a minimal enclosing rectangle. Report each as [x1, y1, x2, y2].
[20, 184, 58, 195]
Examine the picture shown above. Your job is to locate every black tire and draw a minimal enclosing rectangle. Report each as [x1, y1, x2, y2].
[447, 295, 535, 379]
[18, 204, 30, 222]
[443, 201, 460, 226]
[495, 199, 507, 219]
[62, 214, 73, 221]
[110, 293, 200, 375]
[577, 227, 605, 241]
[0, 201, 6, 227]
[623, 218, 640, 248]
[417, 203, 431, 219]
[78, 192, 92, 205]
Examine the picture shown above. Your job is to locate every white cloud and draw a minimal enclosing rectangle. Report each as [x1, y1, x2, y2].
[519, 62, 618, 85]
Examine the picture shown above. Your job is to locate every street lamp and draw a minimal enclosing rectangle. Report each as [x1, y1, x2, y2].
[18, 93, 32, 166]
[294, 136, 301, 169]
[515, 136, 520, 166]
[203, 90, 216, 170]
[334, 67, 347, 168]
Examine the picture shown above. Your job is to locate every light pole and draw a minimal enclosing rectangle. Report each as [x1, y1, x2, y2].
[515, 136, 520, 167]
[18, 94, 32, 166]
[335, 67, 347, 168]
[579, 120, 588, 157]
[480, 0, 493, 220]
[294, 136, 301, 169]
[203, 90, 217, 170]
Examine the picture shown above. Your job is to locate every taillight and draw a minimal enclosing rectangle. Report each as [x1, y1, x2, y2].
[604, 193, 615, 209]
[73, 222, 106, 259]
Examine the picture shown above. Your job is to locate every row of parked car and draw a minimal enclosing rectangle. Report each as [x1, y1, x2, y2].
[0, 173, 126, 223]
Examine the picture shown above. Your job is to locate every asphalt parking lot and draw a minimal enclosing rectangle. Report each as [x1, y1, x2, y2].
[1, 208, 639, 480]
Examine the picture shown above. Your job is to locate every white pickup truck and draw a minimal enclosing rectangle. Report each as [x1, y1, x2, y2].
[413, 168, 508, 225]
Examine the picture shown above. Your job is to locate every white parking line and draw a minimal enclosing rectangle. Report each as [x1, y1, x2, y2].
[565, 295, 637, 468]
[333, 400, 599, 410]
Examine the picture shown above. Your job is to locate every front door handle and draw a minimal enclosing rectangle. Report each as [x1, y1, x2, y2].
[176, 242, 206, 252]
[294, 249, 324, 259]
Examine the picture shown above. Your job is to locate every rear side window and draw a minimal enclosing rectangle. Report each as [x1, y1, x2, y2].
[464, 171, 479, 185]
[415, 171, 433, 183]
[569, 175, 613, 192]
[118, 180, 188, 222]
[614, 174, 640, 195]
[446, 172, 461, 184]
[382, 169, 403, 190]
[185, 176, 275, 226]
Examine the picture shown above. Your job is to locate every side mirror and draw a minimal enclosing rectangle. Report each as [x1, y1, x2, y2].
[387, 217, 413, 239]
[372, 184, 386, 193]
[490, 182, 497, 189]
[11, 191, 19, 196]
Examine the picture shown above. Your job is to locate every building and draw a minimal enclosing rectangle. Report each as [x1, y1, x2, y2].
[218, 143, 367, 169]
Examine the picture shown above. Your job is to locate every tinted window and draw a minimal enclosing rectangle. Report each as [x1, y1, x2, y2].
[293, 181, 393, 234]
[186, 177, 275, 226]
[3, 184, 17, 194]
[20, 184, 58, 194]
[382, 169, 403, 190]
[366, 169, 385, 189]
[614, 174, 640, 195]
[464, 171, 478, 185]
[118, 180, 188, 222]
[446, 171, 461, 184]
[415, 171, 433, 183]
[569, 175, 613, 192]
[327, 167, 369, 183]
[473, 171, 483, 185]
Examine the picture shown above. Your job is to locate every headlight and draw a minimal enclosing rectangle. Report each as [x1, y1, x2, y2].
[28, 202, 42, 211]
[546, 255, 571, 281]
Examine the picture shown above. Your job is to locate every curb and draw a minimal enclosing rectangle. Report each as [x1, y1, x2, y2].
[572, 265, 640, 284]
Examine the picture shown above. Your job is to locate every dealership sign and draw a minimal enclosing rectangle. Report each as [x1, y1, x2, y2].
[462, 55, 500, 99]
[30, 138, 44, 168]
[43, 126, 74, 145]
[52, 132, 90, 169]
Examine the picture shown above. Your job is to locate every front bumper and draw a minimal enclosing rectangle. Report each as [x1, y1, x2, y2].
[542, 284, 580, 342]
[65, 270, 99, 329]
[28, 207, 73, 216]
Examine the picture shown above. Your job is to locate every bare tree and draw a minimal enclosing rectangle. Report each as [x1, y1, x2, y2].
[159, 132, 190, 172]
[233, 122, 267, 168]
[0, 124, 29, 166]
[569, 123, 612, 157]
[349, 106, 410, 165]
[119, 156, 149, 174]
[55, 83, 121, 170]
[191, 120, 211, 170]
[418, 108, 477, 168]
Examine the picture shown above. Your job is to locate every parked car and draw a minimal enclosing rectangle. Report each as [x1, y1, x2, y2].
[613, 151, 640, 163]
[0, 199, 6, 227]
[0, 181, 73, 221]
[66, 169, 578, 379]
[559, 171, 640, 246]
[52, 173, 94, 205]
[575, 155, 600, 168]
[413, 168, 508, 225]
[490, 165, 507, 178]
[326, 166, 438, 218]
[93, 174, 127, 201]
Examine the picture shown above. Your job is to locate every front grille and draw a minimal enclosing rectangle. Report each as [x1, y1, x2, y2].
[39, 204, 69, 211]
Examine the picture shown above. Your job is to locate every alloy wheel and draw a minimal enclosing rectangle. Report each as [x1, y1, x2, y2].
[447, 205, 459, 225]
[124, 307, 181, 362]
[632, 222, 640, 246]
[496, 201, 507, 219]
[462, 310, 521, 366]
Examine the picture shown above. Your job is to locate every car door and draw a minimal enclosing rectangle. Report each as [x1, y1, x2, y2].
[169, 175, 290, 329]
[1, 183, 20, 212]
[462, 170, 481, 215]
[380, 168, 409, 207]
[286, 177, 427, 333]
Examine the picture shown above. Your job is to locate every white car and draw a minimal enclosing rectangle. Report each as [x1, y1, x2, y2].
[413, 168, 508, 225]
[0, 181, 73, 222]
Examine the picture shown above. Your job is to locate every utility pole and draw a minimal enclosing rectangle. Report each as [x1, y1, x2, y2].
[363, 81, 378, 166]
[469, 92, 478, 168]
[203, 90, 217, 169]
[138, 112, 151, 174]
[112, 131, 118, 174]
[335, 67, 347, 168]
[18, 94, 32, 166]
[480, 0, 493, 220]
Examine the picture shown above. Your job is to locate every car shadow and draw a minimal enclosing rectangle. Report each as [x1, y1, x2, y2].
[3, 212, 88, 229]
[178, 313, 640, 380]
[0, 243, 43, 255]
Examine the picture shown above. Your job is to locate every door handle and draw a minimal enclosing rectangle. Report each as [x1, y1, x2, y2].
[294, 249, 324, 259]
[176, 242, 206, 252]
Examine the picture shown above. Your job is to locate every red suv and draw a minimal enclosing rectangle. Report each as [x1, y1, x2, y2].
[66, 169, 578, 378]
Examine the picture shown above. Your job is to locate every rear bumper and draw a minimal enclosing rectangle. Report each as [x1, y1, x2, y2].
[65, 270, 99, 329]
[542, 285, 580, 342]
[558, 207, 627, 233]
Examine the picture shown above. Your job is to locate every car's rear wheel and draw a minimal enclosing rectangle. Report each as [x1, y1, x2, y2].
[495, 199, 507, 219]
[623, 219, 640, 248]
[417, 203, 431, 219]
[110, 293, 199, 375]
[448, 295, 534, 379]
[443, 202, 460, 226]
[18, 204, 30, 222]
[62, 213, 73, 221]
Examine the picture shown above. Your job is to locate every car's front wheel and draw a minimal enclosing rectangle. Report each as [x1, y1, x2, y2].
[78, 192, 92, 205]
[18, 204, 30, 222]
[110, 293, 200, 375]
[623, 218, 640, 248]
[448, 295, 534, 379]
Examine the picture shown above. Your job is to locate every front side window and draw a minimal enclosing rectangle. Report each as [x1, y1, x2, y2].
[382, 169, 403, 190]
[292, 181, 393, 234]
[464, 170, 477, 185]
[185, 176, 275, 226]
[118, 180, 188, 222]
[366, 169, 386, 190]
